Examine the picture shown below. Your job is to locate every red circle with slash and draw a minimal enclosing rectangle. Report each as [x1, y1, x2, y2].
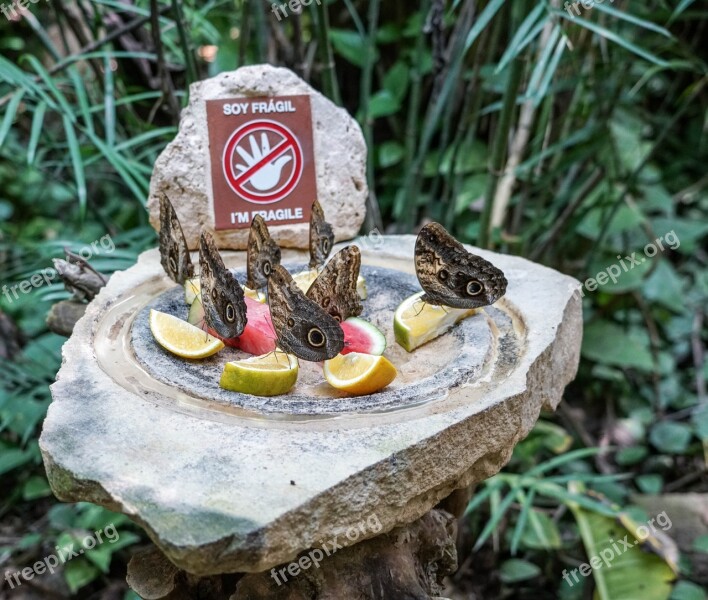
[222, 120, 303, 204]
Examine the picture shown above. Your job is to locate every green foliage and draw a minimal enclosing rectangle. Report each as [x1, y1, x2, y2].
[0, 0, 705, 597]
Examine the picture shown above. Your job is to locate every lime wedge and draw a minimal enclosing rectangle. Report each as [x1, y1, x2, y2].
[220, 351, 298, 396]
[393, 291, 477, 352]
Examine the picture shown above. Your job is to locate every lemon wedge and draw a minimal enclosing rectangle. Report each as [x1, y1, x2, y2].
[220, 351, 298, 396]
[323, 352, 397, 395]
[184, 277, 266, 304]
[149, 309, 224, 359]
[292, 269, 367, 300]
[393, 291, 477, 352]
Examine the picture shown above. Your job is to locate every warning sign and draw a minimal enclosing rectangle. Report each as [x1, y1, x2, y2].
[206, 95, 317, 230]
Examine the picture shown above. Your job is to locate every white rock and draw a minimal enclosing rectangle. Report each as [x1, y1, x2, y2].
[40, 237, 582, 575]
[147, 64, 367, 250]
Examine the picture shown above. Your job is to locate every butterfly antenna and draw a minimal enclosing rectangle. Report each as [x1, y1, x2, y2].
[413, 298, 427, 317]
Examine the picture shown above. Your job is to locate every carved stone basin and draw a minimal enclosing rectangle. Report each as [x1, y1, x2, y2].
[40, 235, 582, 576]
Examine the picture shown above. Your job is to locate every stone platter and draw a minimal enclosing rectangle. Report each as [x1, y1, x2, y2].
[40, 236, 582, 576]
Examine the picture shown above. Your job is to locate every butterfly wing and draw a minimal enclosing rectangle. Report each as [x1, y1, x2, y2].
[246, 215, 281, 290]
[309, 199, 334, 269]
[306, 245, 363, 322]
[415, 222, 507, 309]
[268, 265, 344, 361]
[199, 231, 247, 339]
[159, 194, 194, 285]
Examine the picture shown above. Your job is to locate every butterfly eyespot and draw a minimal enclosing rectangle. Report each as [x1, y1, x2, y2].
[263, 261, 272, 276]
[438, 269, 449, 281]
[287, 317, 295, 328]
[225, 303, 236, 323]
[211, 288, 218, 301]
[307, 327, 325, 348]
[322, 297, 330, 307]
[331, 313, 342, 323]
[466, 279, 483, 296]
[321, 238, 330, 254]
[168, 255, 178, 274]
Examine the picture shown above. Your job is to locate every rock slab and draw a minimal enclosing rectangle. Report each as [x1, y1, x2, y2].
[147, 64, 367, 250]
[40, 236, 582, 576]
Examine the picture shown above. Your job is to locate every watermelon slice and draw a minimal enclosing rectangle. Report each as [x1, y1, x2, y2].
[187, 295, 275, 354]
[340, 317, 386, 356]
[187, 296, 385, 357]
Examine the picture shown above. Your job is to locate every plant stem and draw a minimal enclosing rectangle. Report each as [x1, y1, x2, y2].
[312, 0, 341, 104]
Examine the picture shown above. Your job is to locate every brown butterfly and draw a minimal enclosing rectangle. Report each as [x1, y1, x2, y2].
[268, 264, 344, 361]
[306, 246, 363, 322]
[159, 194, 194, 285]
[309, 199, 334, 269]
[199, 231, 247, 339]
[415, 222, 507, 309]
[246, 215, 281, 290]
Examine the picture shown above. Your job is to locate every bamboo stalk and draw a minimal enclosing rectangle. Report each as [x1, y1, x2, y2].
[171, 0, 199, 86]
[359, 0, 383, 233]
[312, 0, 341, 104]
[478, 45, 525, 248]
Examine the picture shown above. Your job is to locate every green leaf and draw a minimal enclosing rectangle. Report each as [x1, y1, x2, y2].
[0, 447, 34, 476]
[635, 474, 663, 495]
[63, 558, 100, 593]
[62, 114, 87, 219]
[643, 261, 686, 311]
[382, 61, 408, 103]
[377, 141, 404, 168]
[520, 509, 562, 550]
[500, 559, 541, 583]
[691, 406, 708, 441]
[0, 90, 25, 147]
[567, 499, 675, 600]
[27, 101, 46, 164]
[496, 3, 547, 72]
[615, 446, 648, 466]
[649, 422, 692, 454]
[329, 29, 370, 67]
[22, 475, 52, 500]
[582, 321, 654, 372]
[368, 89, 400, 118]
[670, 581, 706, 600]
[693, 535, 708, 554]
[556, 10, 669, 66]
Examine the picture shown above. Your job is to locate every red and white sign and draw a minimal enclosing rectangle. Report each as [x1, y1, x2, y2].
[207, 95, 317, 230]
[222, 120, 303, 204]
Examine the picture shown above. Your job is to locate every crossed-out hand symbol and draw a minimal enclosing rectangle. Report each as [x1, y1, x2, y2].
[235, 133, 293, 191]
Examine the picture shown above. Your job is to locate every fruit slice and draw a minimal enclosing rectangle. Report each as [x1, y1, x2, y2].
[149, 309, 224, 359]
[323, 352, 397, 395]
[292, 269, 367, 300]
[340, 317, 386, 355]
[393, 291, 477, 352]
[187, 295, 273, 352]
[187, 294, 377, 357]
[184, 277, 200, 305]
[184, 277, 266, 305]
[220, 351, 298, 396]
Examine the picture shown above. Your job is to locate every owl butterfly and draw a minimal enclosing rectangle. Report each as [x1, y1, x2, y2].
[199, 231, 247, 339]
[415, 222, 508, 309]
[306, 246, 363, 323]
[159, 194, 194, 285]
[246, 215, 281, 290]
[309, 199, 334, 269]
[268, 264, 344, 361]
